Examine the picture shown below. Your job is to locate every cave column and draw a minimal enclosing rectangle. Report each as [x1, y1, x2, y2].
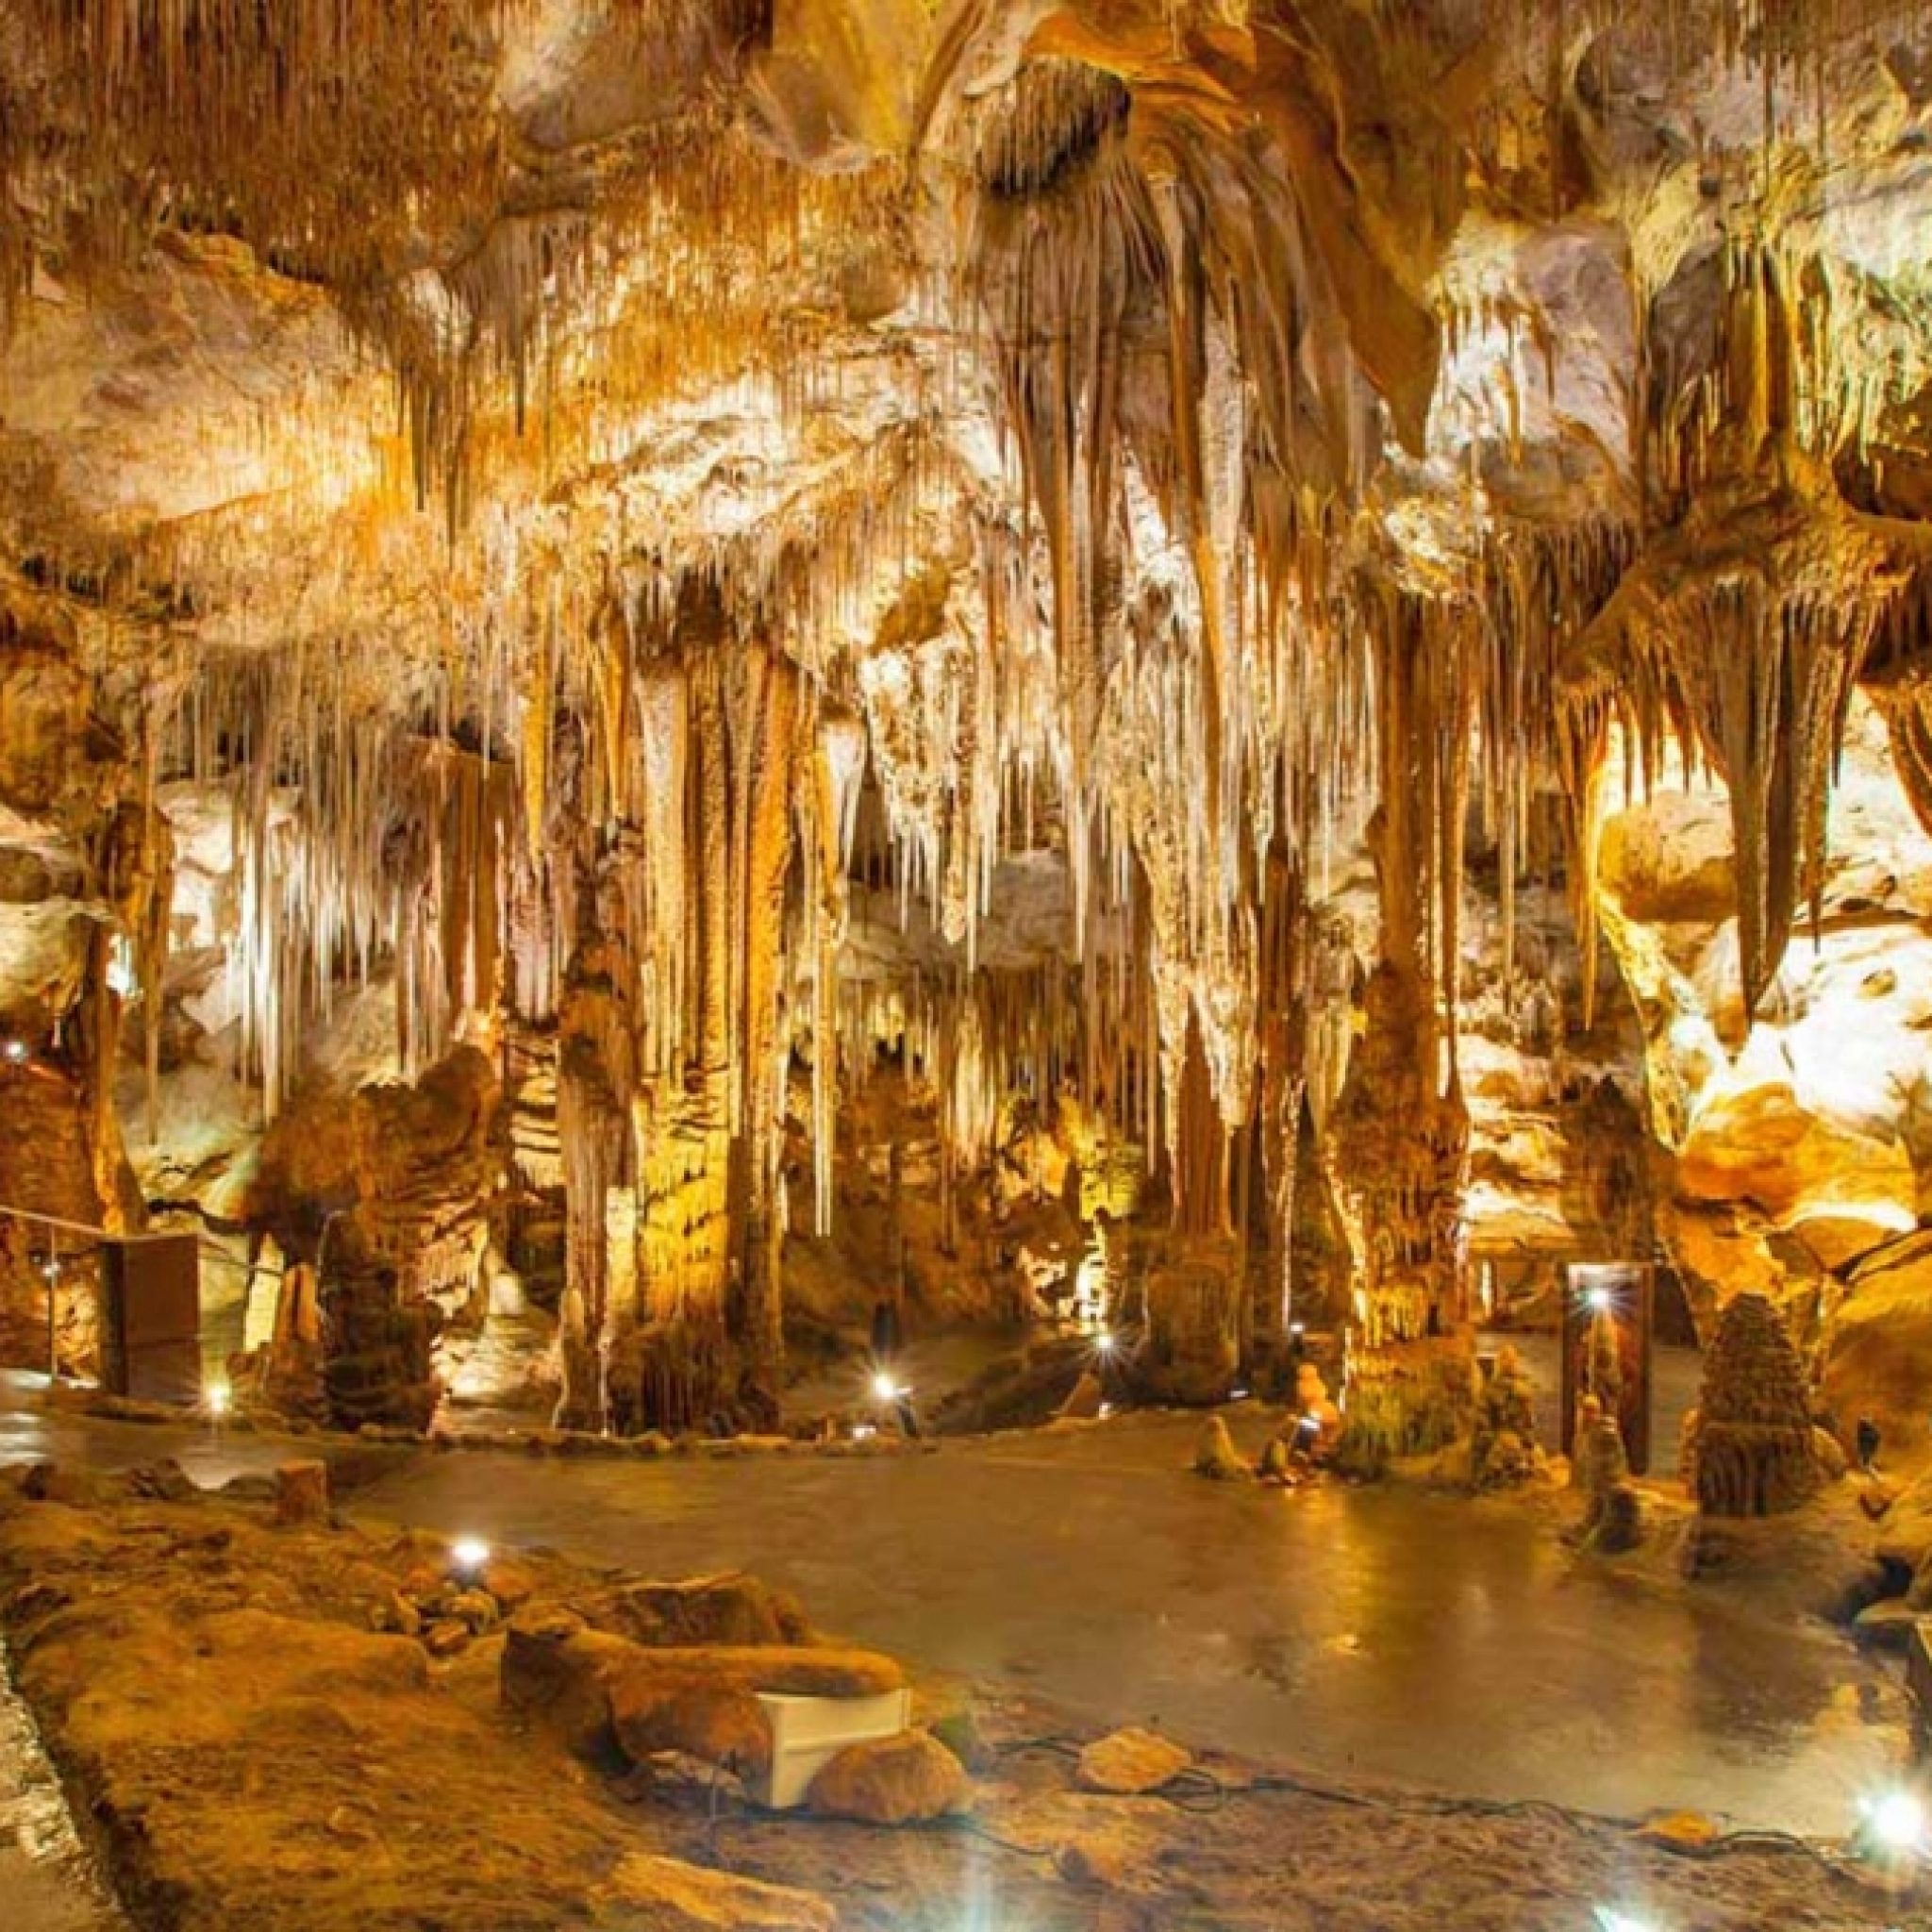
[1324, 600, 1475, 1465]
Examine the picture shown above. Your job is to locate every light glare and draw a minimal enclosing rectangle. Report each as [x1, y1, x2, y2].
[450, 1536, 491, 1574]
[1863, 1788, 1928, 1854]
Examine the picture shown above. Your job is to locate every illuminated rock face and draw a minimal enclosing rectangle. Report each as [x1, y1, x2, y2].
[1, 4, 1931, 1441]
[1594, 701, 1932, 1295]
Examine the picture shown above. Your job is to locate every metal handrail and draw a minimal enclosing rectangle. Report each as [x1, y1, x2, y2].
[0, 1201, 283, 1386]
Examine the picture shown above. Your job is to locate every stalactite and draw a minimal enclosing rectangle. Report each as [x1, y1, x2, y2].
[17, 0, 1932, 1451]
[1558, 243, 1932, 1024]
[804, 712, 868, 1238]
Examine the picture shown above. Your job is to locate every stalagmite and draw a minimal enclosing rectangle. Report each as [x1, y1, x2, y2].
[1, 0, 1930, 1485]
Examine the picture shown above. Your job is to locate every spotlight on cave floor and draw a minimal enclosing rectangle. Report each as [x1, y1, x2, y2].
[449, 1537, 491, 1577]
[1592, 1911, 1658, 1932]
[871, 1372, 900, 1404]
[203, 1379, 231, 1420]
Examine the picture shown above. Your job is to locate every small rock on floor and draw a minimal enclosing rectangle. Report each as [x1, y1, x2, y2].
[808, 1729, 970, 1824]
[274, 1459, 330, 1526]
[1076, 1725, 1192, 1795]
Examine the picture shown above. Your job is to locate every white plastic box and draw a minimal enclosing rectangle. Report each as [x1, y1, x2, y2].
[752, 1687, 913, 1809]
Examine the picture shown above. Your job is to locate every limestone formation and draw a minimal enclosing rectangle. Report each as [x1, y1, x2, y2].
[1689, 1294, 1824, 1519]
[1572, 1396, 1644, 1554]
[1193, 1416, 1248, 1482]
[273, 1459, 330, 1528]
[0, 1, 1930, 1491]
[1472, 1345, 1540, 1491]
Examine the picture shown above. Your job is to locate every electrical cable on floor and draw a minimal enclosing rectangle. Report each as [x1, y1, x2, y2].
[932, 1813, 1058, 1860]
[642, 1733, 1907, 1907]
[989, 1735, 1881, 1886]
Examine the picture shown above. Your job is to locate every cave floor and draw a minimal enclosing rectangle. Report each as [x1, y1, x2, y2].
[1, 1374, 1907, 1854]
[1, 1638, 124, 1932]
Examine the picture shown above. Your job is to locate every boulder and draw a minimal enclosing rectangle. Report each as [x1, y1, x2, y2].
[478, 1557, 538, 1611]
[608, 1645, 905, 1779]
[125, 1460, 199, 1503]
[447, 1589, 499, 1635]
[15, 1461, 113, 1507]
[587, 1572, 812, 1648]
[807, 1729, 969, 1824]
[618, 1682, 772, 1776]
[1054, 1825, 1144, 1890]
[501, 1609, 639, 1758]
[1075, 1725, 1192, 1795]
[273, 1459, 330, 1526]
[378, 1591, 422, 1639]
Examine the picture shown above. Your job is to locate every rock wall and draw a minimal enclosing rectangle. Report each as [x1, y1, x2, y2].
[1592, 694, 1932, 1458]
[0, 593, 153, 1374]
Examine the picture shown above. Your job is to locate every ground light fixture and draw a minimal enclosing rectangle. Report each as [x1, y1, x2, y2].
[449, 1536, 491, 1578]
[1094, 1329, 1115, 1355]
[871, 1371, 900, 1403]
[1592, 1912, 1657, 1932]
[203, 1379, 230, 1419]
[2, 1038, 27, 1064]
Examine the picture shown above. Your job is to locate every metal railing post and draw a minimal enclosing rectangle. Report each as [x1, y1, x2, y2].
[45, 1234, 58, 1382]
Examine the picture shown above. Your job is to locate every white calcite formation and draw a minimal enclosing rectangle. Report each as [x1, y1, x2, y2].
[1, 3, 1930, 1445]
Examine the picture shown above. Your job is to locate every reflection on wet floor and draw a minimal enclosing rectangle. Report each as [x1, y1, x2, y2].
[0, 1370, 1911, 1859]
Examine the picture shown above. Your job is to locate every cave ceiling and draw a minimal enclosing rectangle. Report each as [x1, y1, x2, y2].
[5, 0, 1932, 1124]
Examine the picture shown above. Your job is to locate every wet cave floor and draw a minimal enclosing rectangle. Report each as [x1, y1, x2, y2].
[0, 1375, 1907, 1857]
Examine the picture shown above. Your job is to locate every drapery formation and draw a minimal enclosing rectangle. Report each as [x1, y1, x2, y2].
[4, 3, 1932, 1433]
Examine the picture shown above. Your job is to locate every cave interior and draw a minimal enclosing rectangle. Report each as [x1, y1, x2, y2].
[7, 2, 1932, 1923]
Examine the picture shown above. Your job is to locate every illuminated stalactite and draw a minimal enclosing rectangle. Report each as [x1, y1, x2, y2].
[1560, 245, 1932, 1031]
[8, 1, 1932, 1445]
[804, 712, 868, 1239]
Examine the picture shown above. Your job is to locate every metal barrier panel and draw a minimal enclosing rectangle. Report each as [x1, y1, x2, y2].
[99, 1233, 202, 1403]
